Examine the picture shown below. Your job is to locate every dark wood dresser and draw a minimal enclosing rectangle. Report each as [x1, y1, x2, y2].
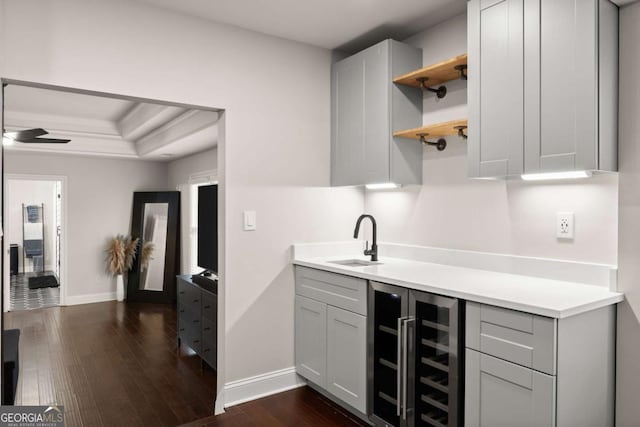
[177, 275, 217, 369]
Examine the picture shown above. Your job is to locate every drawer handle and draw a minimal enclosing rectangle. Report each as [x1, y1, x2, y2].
[179, 328, 185, 332]
[193, 340, 200, 343]
[193, 320, 200, 324]
[204, 349, 210, 352]
[179, 309, 185, 313]
[204, 305, 211, 309]
[204, 327, 211, 331]
[179, 291, 185, 294]
[193, 299, 199, 303]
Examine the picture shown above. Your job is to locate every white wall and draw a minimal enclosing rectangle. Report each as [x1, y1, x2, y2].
[0, 0, 364, 401]
[616, 3, 640, 425]
[6, 179, 57, 272]
[168, 148, 218, 189]
[363, 13, 618, 266]
[4, 152, 169, 299]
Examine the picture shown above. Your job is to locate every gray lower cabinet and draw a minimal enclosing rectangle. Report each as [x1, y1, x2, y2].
[177, 275, 217, 369]
[326, 305, 367, 411]
[465, 350, 555, 427]
[294, 267, 367, 415]
[331, 39, 423, 186]
[295, 295, 327, 386]
[465, 302, 615, 427]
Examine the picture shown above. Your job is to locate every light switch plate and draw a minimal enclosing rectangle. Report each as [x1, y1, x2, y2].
[243, 210, 256, 231]
[556, 212, 574, 240]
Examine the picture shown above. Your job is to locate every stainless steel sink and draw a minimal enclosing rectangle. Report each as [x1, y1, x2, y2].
[329, 259, 382, 267]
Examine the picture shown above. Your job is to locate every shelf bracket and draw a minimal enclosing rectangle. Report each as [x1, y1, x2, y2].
[455, 64, 468, 81]
[416, 77, 447, 99]
[454, 125, 468, 140]
[417, 133, 447, 151]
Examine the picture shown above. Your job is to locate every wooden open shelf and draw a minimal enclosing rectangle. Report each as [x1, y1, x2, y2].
[394, 119, 468, 140]
[393, 54, 468, 88]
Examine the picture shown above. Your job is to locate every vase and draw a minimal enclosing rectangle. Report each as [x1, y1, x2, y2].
[116, 274, 125, 302]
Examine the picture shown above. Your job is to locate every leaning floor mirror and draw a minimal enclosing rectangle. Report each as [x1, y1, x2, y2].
[127, 191, 180, 303]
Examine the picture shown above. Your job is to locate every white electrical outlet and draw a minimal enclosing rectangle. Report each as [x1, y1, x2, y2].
[556, 212, 574, 239]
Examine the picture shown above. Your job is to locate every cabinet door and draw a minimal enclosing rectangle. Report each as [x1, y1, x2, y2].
[361, 41, 391, 185]
[468, 0, 524, 177]
[295, 295, 327, 387]
[327, 306, 367, 414]
[465, 349, 555, 427]
[524, 0, 598, 173]
[332, 54, 365, 186]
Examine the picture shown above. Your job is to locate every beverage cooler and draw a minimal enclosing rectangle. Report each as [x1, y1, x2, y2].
[368, 282, 464, 427]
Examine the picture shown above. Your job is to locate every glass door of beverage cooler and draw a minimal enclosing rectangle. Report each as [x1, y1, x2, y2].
[368, 281, 409, 427]
[408, 292, 463, 427]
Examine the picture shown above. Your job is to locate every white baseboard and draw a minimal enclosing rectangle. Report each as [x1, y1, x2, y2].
[223, 367, 306, 408]
[64, 292, 116, 306]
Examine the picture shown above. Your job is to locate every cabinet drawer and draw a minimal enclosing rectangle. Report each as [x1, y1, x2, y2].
[184, 331, 202, 354]
[202, 317, 216, 341]
[295, 266, 367, 315]
[201, 336, 217, 368]
[178, 280, 202, 315]
[466, 302, 556, 375]
[202, 291, 217, 321]
[178, 304, 201, 335]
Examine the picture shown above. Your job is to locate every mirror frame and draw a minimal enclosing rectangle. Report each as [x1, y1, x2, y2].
[127, 191, 180, 303]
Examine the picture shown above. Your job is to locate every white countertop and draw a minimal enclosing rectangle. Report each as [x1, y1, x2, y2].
[293, 255, 623, 319]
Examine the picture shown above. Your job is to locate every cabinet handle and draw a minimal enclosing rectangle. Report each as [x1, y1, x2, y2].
[204, 305, 211, 309]
[402, 318, 415, 421]
[193, 320, 199, 324]
[193, 340, 200, 343]
[204, 327, 211, 331]
[194, 299, 199, 303]
[179, 309, 185, 313]
[179, 291, 185, 294]
[396, 317, 403, 417]
[179, 328, 184, 332]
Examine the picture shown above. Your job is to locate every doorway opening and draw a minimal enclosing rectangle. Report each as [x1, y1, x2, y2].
[3, 175, 65, 311]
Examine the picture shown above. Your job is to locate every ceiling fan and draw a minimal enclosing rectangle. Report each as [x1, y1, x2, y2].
[3, 128, 70, 144]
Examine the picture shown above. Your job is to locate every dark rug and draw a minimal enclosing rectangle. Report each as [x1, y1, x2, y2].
[28, 275, 59, 289]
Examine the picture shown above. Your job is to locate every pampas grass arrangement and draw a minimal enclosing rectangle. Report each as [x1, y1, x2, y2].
[140, 241, 155, 272]
[106, 235, 139, 276]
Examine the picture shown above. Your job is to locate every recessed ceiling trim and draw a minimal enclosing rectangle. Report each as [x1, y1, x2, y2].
[136, 110, 219, 156]
[118, 102, 187, 141]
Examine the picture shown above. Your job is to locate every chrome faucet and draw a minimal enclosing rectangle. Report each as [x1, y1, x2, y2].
[353, 214, 378, 262]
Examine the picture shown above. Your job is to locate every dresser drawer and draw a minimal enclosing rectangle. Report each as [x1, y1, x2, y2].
[202, 291, 217, 321]
[201, 336, 217, 368]
[178, 279, 202, 314]
[466, 302, 557, 375]
[202, 317, 216, 340]
[295, 266, 367, 315]
[178, 304, 201, 336]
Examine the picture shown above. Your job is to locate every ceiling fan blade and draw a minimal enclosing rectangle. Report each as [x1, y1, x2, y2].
[8, 128, 48, 141]
[18, 137, 71, 144]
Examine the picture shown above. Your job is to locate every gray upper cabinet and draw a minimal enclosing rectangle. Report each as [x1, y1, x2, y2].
[468, 0, 525, 178]
[468, 0, 618, 178]
[331, 39, 423, 186]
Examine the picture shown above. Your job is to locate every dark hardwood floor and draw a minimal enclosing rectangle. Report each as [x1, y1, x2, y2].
[179, 387, 369, 427]
[4, 301, 368, 427]
[5, 301, 216, 426]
